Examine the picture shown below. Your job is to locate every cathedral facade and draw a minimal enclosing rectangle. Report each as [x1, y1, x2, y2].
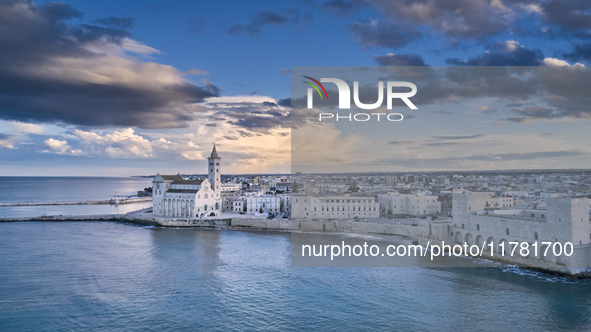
[152, 145, 222, 218]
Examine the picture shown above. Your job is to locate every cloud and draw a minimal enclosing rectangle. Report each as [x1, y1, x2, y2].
[374, 53, 426, 66]
[478, 106, 497, 113]
[431, 135, 485, 140]
[542, 57, 585, 67]
[119, 38, 161, 54]
[69, 128, 157, 158]
[321, 0, 369, 17]
[337, 0, 591, 54]
[186, 16, 206, 34]
[203, 96, 291, 133]
[539, 0, 591, 36]
[502, 106, 562, 123]
[95, 17, 135, 29]
[43, 138, 82, 155]
[563, 42, 591, 64]
[376, 150, 589, 170]
[227, 7, 311, 35]
[348, 19, 421, 49]
[185, 68, 210, 75]
[0, 133, 15, 149]
[366, 0, 515, 40]
[446, 40, 544, 66]
[0, 0, 220, 129]
[8, 121, 45, 134]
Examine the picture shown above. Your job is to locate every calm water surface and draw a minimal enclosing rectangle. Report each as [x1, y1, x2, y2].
[1, 222, 590, 331]
[0, 177, 152, 218]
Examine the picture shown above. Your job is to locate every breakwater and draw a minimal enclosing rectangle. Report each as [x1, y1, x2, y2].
[0, 197, 151, 207]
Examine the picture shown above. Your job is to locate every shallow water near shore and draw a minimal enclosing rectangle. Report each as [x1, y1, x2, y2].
[1, 221, 590, 331]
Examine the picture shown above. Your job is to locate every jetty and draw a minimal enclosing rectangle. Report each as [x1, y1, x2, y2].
[0, 197, 152, 207]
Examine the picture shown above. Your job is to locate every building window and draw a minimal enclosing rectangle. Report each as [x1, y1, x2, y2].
[476, 224, 480, 231]
[540, 214, 545, 219]
[534, 232, 538, 240]
[462, 224, 465, 229]
[531, 213, 535, 218]
[506, 228, 510, 235]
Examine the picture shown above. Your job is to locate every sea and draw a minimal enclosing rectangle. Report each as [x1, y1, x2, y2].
[0, 177, 591, 331]
[0, 177, 153, 218]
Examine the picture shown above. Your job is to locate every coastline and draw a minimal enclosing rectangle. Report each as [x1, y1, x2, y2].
[2, 212, 589, 279]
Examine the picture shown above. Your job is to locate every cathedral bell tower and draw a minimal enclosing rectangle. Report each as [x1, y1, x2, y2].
[208, 145, 221, 193]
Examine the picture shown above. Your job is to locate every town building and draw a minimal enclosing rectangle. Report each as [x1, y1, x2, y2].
[292, 194, 379, 219]
[247, 195, 281, 214]
[378, 192, 441, 216]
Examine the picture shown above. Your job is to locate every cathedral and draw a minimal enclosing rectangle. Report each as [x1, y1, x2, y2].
[152, 145, 222, 218]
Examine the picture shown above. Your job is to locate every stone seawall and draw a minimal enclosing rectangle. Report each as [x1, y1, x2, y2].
[230, 218, 424, 239]
[0, 214, 125, 223]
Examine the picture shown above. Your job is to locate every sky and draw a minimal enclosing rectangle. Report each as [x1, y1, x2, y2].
[0, 0, 590, 176]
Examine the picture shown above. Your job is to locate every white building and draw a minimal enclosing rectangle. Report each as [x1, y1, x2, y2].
[233, 199, 245, 213]
[292, 195, 379, 219]
[221, 183, 242, 192]
[247, 195, 281, 214]
[378, 192, 441, 216]
[152, 145, 222, 218]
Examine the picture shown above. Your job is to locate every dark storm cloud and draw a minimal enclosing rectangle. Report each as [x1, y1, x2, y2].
[0, 0, 220, 129]
[374, 53, 426, 66]
[563, 42, 591, 63]
[95, 17, 135, 29]
[540, 0, 591, 35]
[206, 101, 290, 133]
[445, 41, 544, 66]
[277, 98, 291, 107]
[227, 7, 312, 35]
[348, 19, 421, 49]
[204, 123, 217, 127]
